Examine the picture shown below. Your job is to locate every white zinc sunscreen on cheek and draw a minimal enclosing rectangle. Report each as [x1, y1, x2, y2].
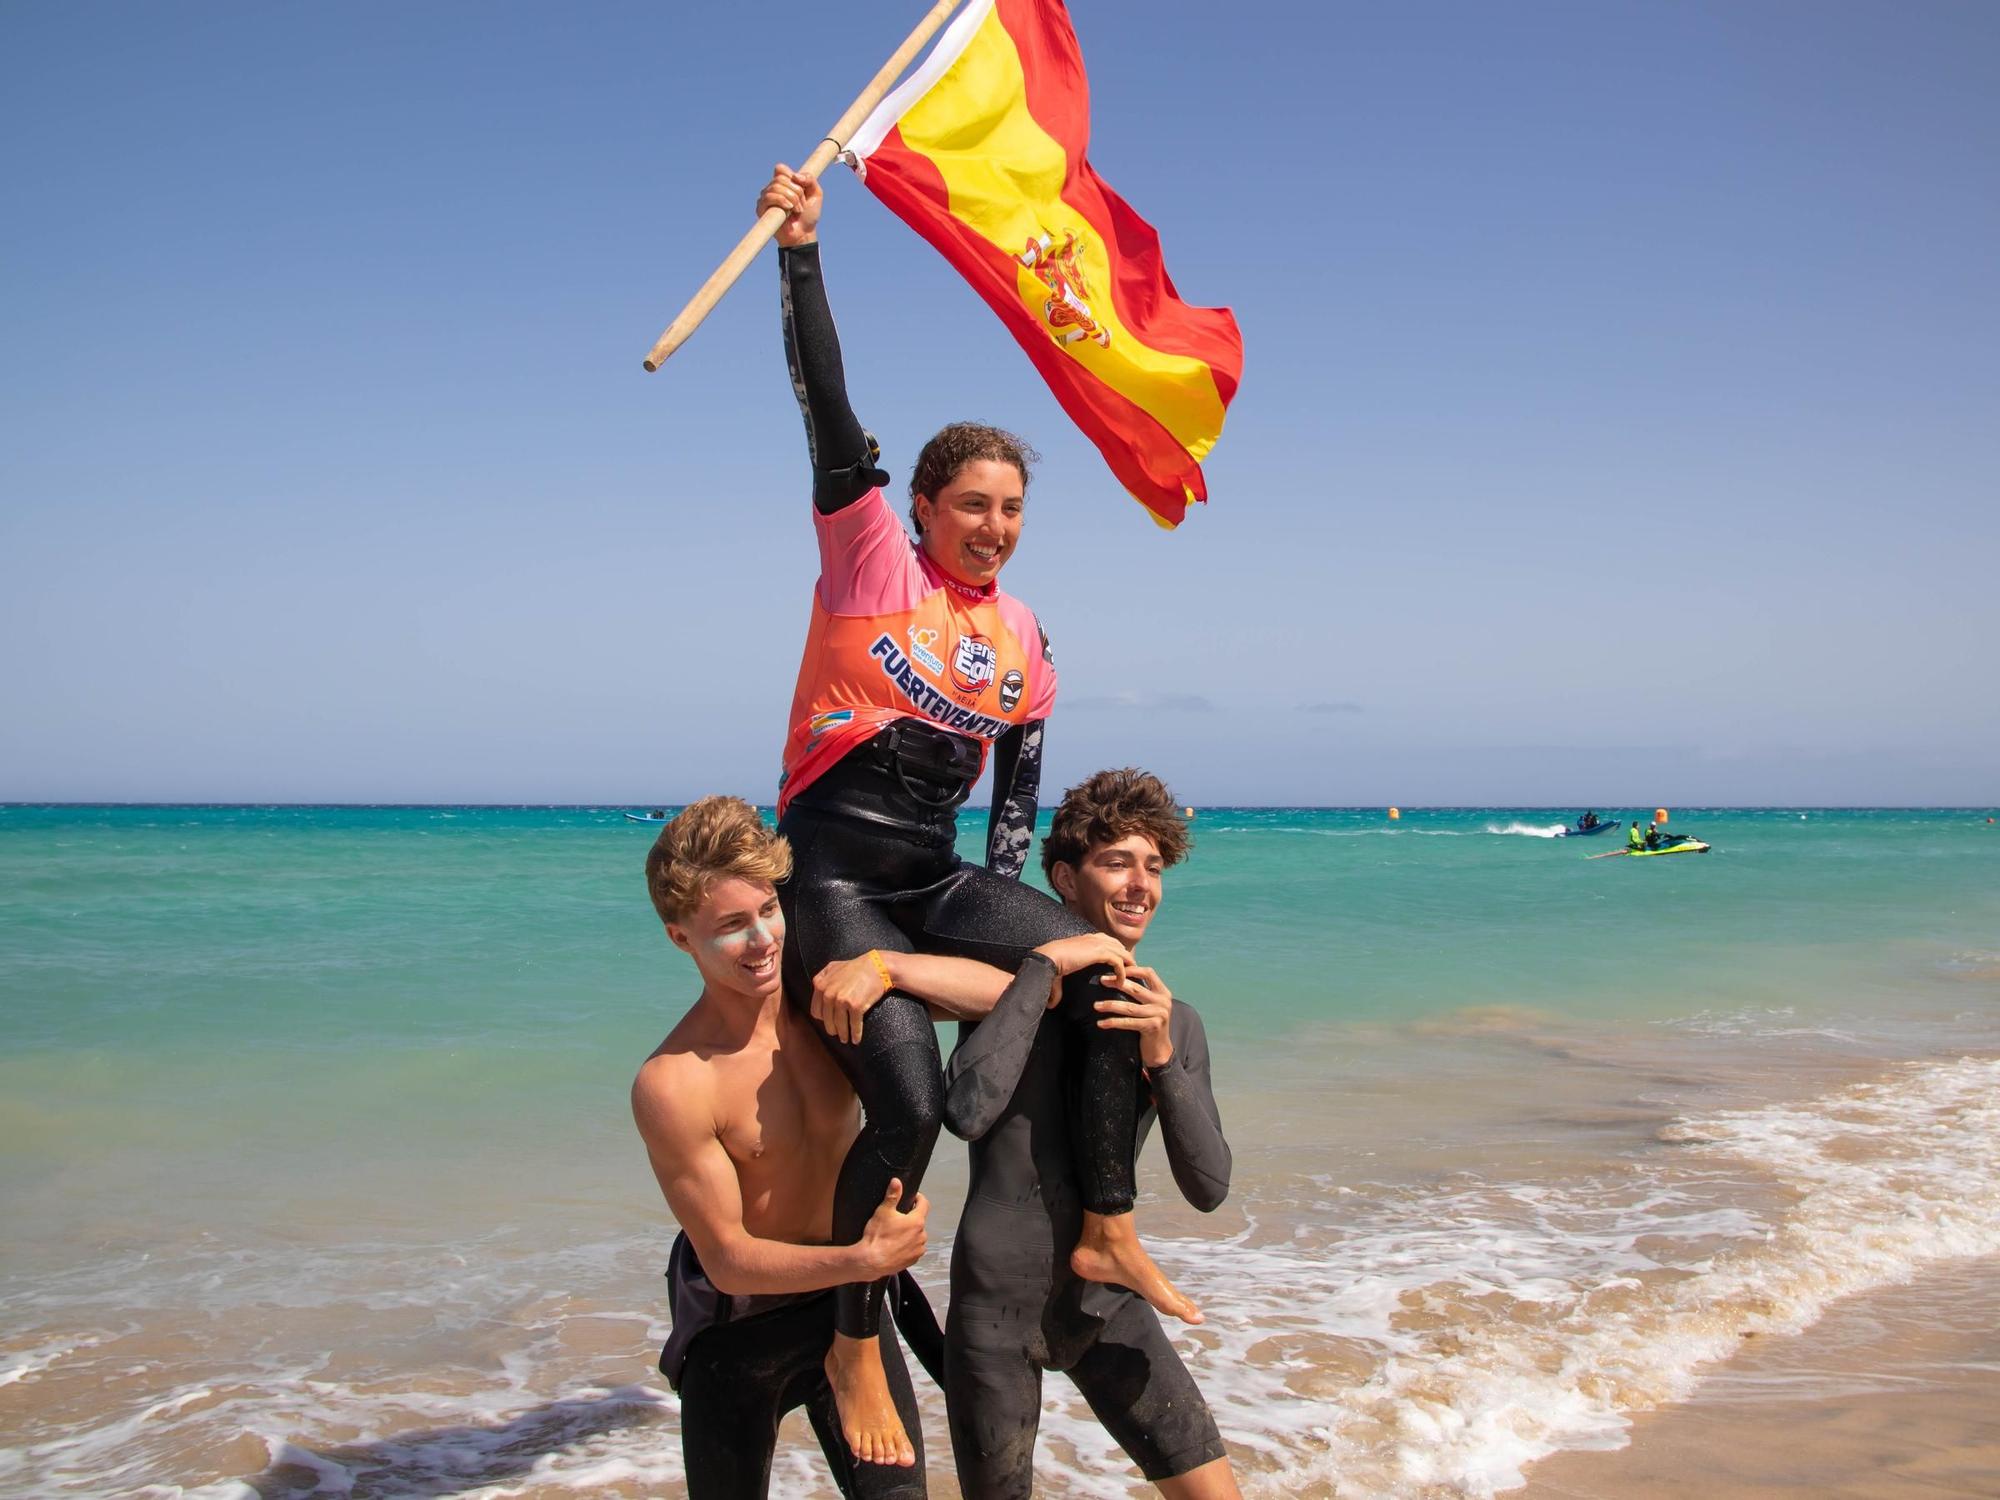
[707, 917, 777, 958]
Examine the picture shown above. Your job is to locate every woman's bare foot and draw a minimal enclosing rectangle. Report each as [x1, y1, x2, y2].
[1069, 1209, 1202, 1324]
[824, 1333, 917, 1466]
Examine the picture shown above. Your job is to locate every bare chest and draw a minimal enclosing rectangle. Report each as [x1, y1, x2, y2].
[716, 1042, 857, 1234]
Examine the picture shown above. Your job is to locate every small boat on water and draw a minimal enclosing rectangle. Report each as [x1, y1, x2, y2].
[625, 809, 669, 824]
[1561, 813, 1618, 837]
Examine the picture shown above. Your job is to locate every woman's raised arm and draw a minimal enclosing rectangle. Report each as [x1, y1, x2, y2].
[764, 165, 888, 514]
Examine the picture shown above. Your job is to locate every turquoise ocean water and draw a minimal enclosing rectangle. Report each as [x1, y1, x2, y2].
[3, 805, 1997, 1497]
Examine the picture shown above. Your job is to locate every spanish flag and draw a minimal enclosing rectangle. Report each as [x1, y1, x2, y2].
[846, 0, 1242, 529]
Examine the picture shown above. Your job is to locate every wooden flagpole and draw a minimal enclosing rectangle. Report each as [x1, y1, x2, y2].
[641, 0, 968, 371]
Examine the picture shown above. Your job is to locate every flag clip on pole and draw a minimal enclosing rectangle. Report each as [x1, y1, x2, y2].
[641, 0, 967, 372]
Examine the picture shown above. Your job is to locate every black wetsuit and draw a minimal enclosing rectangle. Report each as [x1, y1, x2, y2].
[659, 1233, 945, 1500]
[942, 954, 1233, 1498]
[775, 242, 1145, 1344]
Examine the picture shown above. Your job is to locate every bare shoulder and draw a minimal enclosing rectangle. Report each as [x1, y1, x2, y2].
[631, 1010, 721, 1142]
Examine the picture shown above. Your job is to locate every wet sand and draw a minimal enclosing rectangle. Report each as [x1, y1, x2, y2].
[10, 1013, 1996, 1497]
[1520, 1256, 2000, 1500]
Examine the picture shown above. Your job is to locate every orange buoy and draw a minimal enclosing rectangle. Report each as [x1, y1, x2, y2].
[1388, 806, 1401, 820]
[1654, 808, 1670, 824]
[1183, 807, 1196, 819]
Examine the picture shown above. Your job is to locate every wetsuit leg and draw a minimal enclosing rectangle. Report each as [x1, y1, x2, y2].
[1066, 1294, 1226, 1483]
[945, 1303, 1046, 1500]
[1056, 974, 1142, 1214]
[778, 813, 945, 1341]
[681, 1295, 927, 1500]
[814, 992, 942, 1340]
[920, 861, 1141, 1214]
[891, 1270, 947, 1386]
[679, 1325, 784, 1500]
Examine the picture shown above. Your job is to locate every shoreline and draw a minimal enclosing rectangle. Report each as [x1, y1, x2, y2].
[5, 807, 1996, 1496]
[7, 1022, 1997, 1497]
[1519, 1254, 2000, 1499]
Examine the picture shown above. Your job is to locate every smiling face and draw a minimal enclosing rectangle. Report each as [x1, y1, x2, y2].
[914, 458, 1025, 588]
[667, 876, 785, 1002]
[1051, 832, 1165, 948]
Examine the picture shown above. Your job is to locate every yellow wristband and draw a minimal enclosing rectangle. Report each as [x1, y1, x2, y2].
[868, 949, 894, 996]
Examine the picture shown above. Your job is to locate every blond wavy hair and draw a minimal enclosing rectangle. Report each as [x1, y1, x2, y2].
[644, 796, 792, 926]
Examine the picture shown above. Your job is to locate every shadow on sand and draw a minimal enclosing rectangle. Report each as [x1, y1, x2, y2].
[238, 1384, 673, 1497]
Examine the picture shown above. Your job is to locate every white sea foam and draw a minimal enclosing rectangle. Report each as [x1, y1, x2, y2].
[1483, 822, 1568, 839]
[1235, 1054, 2000, 1497]
[11, 1059, 1999, 1498]
[0, 1330, 103, 1388]
[1197, 824, 1475, 837]
[1656, 1006, 1862, 1044]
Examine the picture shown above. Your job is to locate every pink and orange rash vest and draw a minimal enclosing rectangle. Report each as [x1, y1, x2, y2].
[778, 490, 1057, 817]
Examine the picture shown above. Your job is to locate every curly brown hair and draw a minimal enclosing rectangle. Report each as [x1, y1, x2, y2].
[907, 422, 1039, 535]
[1040, 768, 1191, 881]
[645, 796, 792, 926]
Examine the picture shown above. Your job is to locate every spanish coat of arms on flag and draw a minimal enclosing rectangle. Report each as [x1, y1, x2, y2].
[844, 0, 1243, 529]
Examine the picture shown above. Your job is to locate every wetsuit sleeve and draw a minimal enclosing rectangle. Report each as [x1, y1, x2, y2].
[779, 242, 889, 513]
[1142, 1003, 1231, 1212]
[942, 952, 1057, 1140]
[984, 718, 1046, 878]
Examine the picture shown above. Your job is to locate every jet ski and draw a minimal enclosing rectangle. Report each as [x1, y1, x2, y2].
[1626, 837, 1709, 857]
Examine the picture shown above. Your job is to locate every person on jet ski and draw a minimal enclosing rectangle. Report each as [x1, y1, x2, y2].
[1627, 822, 1645, 852]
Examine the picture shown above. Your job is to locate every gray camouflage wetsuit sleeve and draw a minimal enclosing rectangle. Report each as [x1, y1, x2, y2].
[942, 970, 1232, 1496]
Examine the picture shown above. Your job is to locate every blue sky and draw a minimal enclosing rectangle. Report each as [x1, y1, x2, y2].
[4, 1, 1995, 804]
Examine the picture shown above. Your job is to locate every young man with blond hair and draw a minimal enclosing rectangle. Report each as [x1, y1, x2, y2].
[632, 795, 1127, 1496]
[632, 794, 929, 1499]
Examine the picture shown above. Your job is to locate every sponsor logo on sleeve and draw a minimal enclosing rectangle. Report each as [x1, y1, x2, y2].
[999, 668, 1024, 713]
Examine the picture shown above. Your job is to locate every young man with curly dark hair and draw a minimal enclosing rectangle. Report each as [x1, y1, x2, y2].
[812, 768, 1240, 1499]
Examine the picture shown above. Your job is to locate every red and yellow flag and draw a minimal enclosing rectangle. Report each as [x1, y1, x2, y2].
[846, 0, 1242, 529]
